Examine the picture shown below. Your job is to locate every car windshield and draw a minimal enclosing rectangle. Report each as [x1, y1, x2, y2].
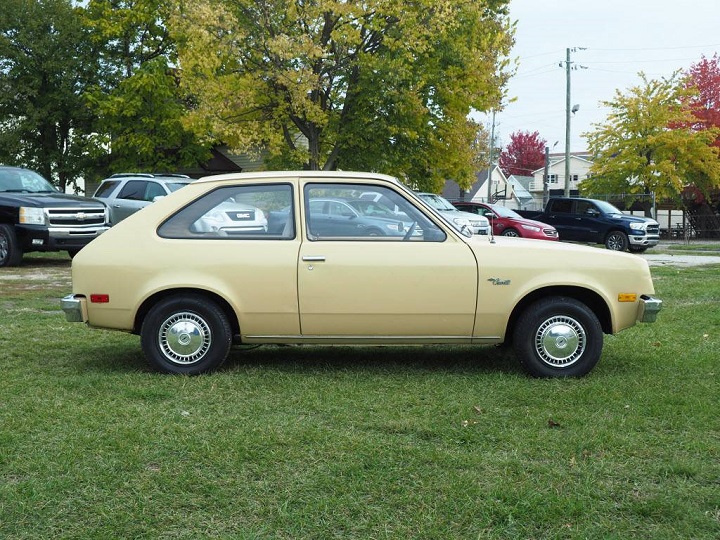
[594, 200, 623, 215]
[492, 205, 522, 219]
[0, 169, 58, 193]
[419, 193, 455, 211]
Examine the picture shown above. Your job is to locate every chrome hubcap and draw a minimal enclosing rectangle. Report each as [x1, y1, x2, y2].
[535, 315, 585, 367]
[158, 312, 212, 365]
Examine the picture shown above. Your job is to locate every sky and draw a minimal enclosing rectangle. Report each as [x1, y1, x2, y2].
[477, 0, 720, 156]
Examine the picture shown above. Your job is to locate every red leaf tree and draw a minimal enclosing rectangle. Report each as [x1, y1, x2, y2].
[684, 54, 720, 147]
[498, 130, 547, 177]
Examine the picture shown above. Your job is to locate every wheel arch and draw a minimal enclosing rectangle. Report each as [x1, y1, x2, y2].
[506, 285, 612, 342]
[133, 287, 240, 338]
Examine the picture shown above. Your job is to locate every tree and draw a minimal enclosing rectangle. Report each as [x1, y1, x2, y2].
[583, 72, 720, 202]
[684, 54, 720, 148]
[498, 130, 546, 177]
[82, 0, 210, 174]
[0, 0, 100, 190]
[171, 0, 514, 192]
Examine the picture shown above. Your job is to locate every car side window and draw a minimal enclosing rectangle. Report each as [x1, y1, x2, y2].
[158, 183, 294, 240]
[117, 180, 149, 201]
[550, 199, 572, 214]
[576, 201, 597, 215]
[93, 180, 120, 198]
[304, 183, 446, 242]
[144, 182, 166, 201]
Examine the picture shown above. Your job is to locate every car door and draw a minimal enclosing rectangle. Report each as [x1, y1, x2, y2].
[111, 180, 151, 223]
[297, 182, 478, 339]
[545, 199, 578, 240]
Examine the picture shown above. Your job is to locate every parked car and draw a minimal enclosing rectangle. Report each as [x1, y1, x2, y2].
[453, 201, 559, 241]
[62, 171, 661, 378]
[416, 192, 490, 235]
[0, 166, 109, 266]
[93, 173, 193, 225]
[308, 198, 418, 237]
[516, 197, 660, 252]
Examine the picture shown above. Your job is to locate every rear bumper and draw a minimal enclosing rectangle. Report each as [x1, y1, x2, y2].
[61, 294, 88, 323]
[637, 295, 662, 323]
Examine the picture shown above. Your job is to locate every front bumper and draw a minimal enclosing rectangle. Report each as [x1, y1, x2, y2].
[18, 224, 110, 251]
[61, 294, 87, 323]
[637, 295, 662, 323]
[628, 233, 660, 248]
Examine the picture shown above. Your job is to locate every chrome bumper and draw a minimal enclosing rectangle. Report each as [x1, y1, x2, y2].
[61, 294, 87, 323]
[637, 295, 662, 323]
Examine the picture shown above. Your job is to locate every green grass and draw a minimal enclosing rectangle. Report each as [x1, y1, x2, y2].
[1, 255, 719, 539]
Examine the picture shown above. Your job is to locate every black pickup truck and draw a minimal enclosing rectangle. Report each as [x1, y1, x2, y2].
[0, 166, 110, 266]
[517, 197, 660, 252]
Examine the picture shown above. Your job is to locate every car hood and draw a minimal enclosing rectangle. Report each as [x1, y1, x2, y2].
[438, 208, 489, 224]
[0, 192, 106, 208]
[609, 213, 658, 225]
[508, 216, 556, 229]
[467, 234, 648, 269]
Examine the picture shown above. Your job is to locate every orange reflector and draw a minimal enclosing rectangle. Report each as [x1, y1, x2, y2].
[618, 293, 637, 303]
[90, 294, 110, 303]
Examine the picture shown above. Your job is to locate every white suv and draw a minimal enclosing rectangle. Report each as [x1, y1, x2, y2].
[417, 192, 490, 235]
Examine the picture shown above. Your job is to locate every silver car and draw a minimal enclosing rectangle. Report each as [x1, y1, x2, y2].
[93, 173, 193, 224]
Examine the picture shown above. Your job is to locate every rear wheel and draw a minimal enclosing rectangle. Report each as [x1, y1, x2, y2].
[605, 231, 628, 251]
[513, 297, 603, 377]
[141, 295, 232, 374]
[0, 224, 23, 267]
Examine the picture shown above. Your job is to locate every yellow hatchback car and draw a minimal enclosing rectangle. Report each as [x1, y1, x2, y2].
[62, 171, 661, 377]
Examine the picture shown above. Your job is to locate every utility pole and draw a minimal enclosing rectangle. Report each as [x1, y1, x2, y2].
[486, 110, 496, 203]
[543, 145, 550, 207]
[562, 47, 586, 197]
[564, 48, 571, 197]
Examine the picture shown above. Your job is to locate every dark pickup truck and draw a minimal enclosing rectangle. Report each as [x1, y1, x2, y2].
[1, 166, 110, 266]
[517, 197, 660, 252]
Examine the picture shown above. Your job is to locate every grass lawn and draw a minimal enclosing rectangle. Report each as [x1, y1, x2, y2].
[1, 253, 718, 539]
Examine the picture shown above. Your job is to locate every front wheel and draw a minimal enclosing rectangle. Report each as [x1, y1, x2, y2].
[513, 297, 603, 377]
[141, 295, 233, 374]
[0, 224, 23, 267]
[605, 231, 628, 251]
[501, 228, 520, 237]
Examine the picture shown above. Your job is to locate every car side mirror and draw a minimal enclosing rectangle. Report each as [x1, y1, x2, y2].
[152, 195, 165, 202]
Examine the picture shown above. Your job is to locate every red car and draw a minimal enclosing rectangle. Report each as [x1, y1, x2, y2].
[453, 202, 559, 241]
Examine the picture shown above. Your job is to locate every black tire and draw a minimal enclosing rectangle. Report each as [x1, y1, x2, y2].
[364, 227, 384, 237]
[605, 231, 628, 251]
[0, 224, 23, 267]
[141, 294, 233, 374]
[501, 228, 520, 237]
[513, 297, 603, 377]
[67, 249, 81, 258]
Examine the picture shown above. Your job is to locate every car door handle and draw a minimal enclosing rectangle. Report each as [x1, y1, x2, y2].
[302, 256, 326, 262]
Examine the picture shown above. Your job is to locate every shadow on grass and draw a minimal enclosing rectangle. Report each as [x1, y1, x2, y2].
[225, 344, 522, 377]
[21, 254, 72, 268]
[75, 341, 523, 377]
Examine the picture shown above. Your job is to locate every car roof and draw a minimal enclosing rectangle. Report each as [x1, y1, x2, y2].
[194, 170, 400, 185]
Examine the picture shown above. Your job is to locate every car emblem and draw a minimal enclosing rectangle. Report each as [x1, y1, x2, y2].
[76, 212, 87, 221]
[487, 278, 511, 286]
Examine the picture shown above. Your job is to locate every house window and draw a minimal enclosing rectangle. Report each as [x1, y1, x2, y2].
[546, 174, 558, 184]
